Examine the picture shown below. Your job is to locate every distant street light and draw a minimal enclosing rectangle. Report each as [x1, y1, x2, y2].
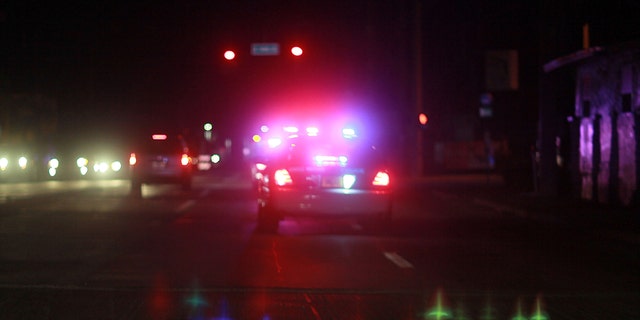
[419, 113, 428, 126]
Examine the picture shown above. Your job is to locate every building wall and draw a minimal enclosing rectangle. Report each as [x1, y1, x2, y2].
[575, 48, 639, 206]
[579, 118, 594, 200]
[618, 113, 636, 205]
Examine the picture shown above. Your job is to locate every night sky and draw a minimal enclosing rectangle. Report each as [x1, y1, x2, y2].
[1, 1, 411, 142]
[1, 1, 638, 149]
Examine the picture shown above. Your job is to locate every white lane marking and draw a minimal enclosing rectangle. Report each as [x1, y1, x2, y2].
[384, 251, 414, 269]
[175, 200, 196, 213]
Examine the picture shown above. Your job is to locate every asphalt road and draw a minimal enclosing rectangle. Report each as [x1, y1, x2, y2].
[0, 169, 637, 319]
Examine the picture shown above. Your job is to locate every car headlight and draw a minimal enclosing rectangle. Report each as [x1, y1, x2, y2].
[48, 158, 59, 169]
[111, 161, 122, 172]
[18, 156, 28, 169]
[77, 157, 88, 168]
[94, 162, 109, 173]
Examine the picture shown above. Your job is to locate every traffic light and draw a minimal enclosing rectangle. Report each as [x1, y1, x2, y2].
[223, 50, 236, 61]
[290, 46, 303, 57]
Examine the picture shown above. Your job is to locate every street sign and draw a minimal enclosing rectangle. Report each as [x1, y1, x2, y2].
[480, 92, 493, 106]
[479, 93, 493, 118]
[251, 43, 280, 56]
[479, 106, 493, 118]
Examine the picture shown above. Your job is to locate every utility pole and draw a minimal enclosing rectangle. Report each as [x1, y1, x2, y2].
[415, 0, 424, 176]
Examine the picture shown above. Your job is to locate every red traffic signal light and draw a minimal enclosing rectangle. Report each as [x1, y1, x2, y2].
[291, 46, 303, 56]
[223, 50, 236, 61]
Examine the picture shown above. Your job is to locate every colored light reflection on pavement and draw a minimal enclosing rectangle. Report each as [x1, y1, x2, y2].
[480, 295, 498, 320]
[424, 288, 452, 319]
[185, 281, 209, 319]
[149, 272, 174, 320]
[530, 294, 549, 320]
[510, 297, 527, 320]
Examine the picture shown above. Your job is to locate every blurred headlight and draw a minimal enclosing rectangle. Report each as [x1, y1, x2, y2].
[48, 168, 57, 177]
[111, 161, 122, 172]
[0, 158, 8, 171]
[18, 156, 28, 169]
[80, 166, 88, 176]
[77, 157, 88, 168]
[48, 158, 59, 169]
[94, 162, 109, 173]
[211, 154, 221, 164]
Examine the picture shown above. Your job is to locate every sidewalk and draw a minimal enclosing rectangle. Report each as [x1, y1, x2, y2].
[404, 173, 640, 245]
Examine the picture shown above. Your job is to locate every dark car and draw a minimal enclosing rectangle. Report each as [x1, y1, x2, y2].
[256, 132, 393, 232]
[129, 133, 193, 195]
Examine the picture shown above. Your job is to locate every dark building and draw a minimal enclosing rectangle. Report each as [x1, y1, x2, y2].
[537, 1, 639, 208]
[416, 2, 539, 184]
[412, 1, 640, 210]
[545, 43, 639, 207]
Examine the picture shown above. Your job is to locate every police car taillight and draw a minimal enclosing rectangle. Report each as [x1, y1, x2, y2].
[274, 169, 293, 186]
[180, 154, 190, 166]
[372, 171, 390, 186]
